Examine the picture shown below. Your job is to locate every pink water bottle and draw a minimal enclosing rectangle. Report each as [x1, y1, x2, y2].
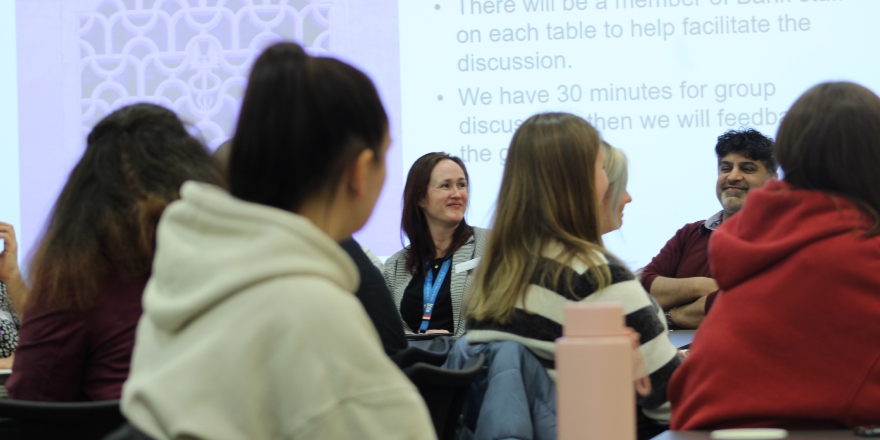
[557, 302, 635, 440]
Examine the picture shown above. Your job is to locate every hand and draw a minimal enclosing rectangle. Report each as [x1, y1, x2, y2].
[694, 277, 719, 297]
[626, 328, 652, 397]
[0, 223, 21, 284]
[650, 276, 719, 309]
[424, 329, 451, 335]
[669, 296, 708, 329]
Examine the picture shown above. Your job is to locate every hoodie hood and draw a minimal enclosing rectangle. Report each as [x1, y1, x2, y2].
[143, 181, 358, 333]
[709, 179, 871, 290]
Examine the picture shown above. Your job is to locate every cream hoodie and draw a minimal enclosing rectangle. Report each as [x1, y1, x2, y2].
[122, 182, 434, 439]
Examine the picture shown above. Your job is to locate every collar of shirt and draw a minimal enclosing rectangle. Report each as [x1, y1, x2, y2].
[702, 210, 724, 232]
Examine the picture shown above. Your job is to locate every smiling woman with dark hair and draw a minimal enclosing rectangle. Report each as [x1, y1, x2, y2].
[384, 152, 488, 337]
[670, 82, 880, 430]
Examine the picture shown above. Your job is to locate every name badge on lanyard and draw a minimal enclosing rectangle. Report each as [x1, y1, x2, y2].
[420, 257, 452, 333]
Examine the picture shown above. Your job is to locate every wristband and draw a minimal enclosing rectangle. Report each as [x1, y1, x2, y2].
[665, 308, 676, 329]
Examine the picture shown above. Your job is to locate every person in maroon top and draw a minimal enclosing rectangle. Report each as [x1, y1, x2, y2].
[640, 129, 776, 328]
[7, 104, 224, 401]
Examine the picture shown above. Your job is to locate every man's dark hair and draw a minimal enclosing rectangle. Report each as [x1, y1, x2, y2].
[715, 128, 777, 174]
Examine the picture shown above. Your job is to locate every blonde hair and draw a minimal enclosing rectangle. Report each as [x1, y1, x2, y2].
[602, 142, 629, 232]
[467, 113, 611, 324]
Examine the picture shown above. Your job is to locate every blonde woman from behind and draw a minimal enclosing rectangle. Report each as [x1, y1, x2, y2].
[465, 112, 680, 438]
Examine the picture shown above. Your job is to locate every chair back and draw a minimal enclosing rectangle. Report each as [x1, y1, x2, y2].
[406, 334, 457, 351]
[0, 399, 125, 439]
[404, 354, 485, 440]
[394, 336, 455, 369]
[104, 422, 155, 440]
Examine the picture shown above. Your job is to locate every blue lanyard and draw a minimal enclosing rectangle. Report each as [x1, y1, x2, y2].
[419, 257, 452, 333]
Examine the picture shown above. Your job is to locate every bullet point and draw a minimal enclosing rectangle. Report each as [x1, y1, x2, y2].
[437, 95, 443, 101]
[435, 4, 441, 9]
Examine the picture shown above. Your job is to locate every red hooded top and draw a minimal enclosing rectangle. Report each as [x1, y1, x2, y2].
[669, 179, 880, 430]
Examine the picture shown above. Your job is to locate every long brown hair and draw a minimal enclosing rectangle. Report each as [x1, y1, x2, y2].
[401, 152, 473, 276]
[29, 103, 224, 311]
[467, 113, 610, 324]
[776, 81, 880, 235]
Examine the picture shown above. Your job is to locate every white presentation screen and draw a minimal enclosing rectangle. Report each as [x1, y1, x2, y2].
[398, 0, 878, 268]
[7, 0, 880, 271]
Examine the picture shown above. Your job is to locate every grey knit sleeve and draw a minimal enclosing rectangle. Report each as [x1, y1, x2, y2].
[0, 282, 19, 358]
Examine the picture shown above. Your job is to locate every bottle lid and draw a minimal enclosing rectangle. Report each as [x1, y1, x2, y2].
[710, 429, 788, 439]
[563, 302, 625, 337]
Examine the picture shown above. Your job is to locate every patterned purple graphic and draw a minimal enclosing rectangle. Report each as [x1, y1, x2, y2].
[78, 0, 335, 148]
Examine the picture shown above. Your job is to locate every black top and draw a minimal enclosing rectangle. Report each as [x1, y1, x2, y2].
[339, 239, 408, 357]
[399, 259, 454, 333]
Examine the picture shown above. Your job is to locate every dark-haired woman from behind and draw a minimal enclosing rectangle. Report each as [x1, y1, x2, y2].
[384, 152, 487, 337]
[6, 103, 224, 401]
[120, 43, 432, 439]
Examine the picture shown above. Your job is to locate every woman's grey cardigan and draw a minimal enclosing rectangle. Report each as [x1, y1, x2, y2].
[383, 228, 488, 337]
